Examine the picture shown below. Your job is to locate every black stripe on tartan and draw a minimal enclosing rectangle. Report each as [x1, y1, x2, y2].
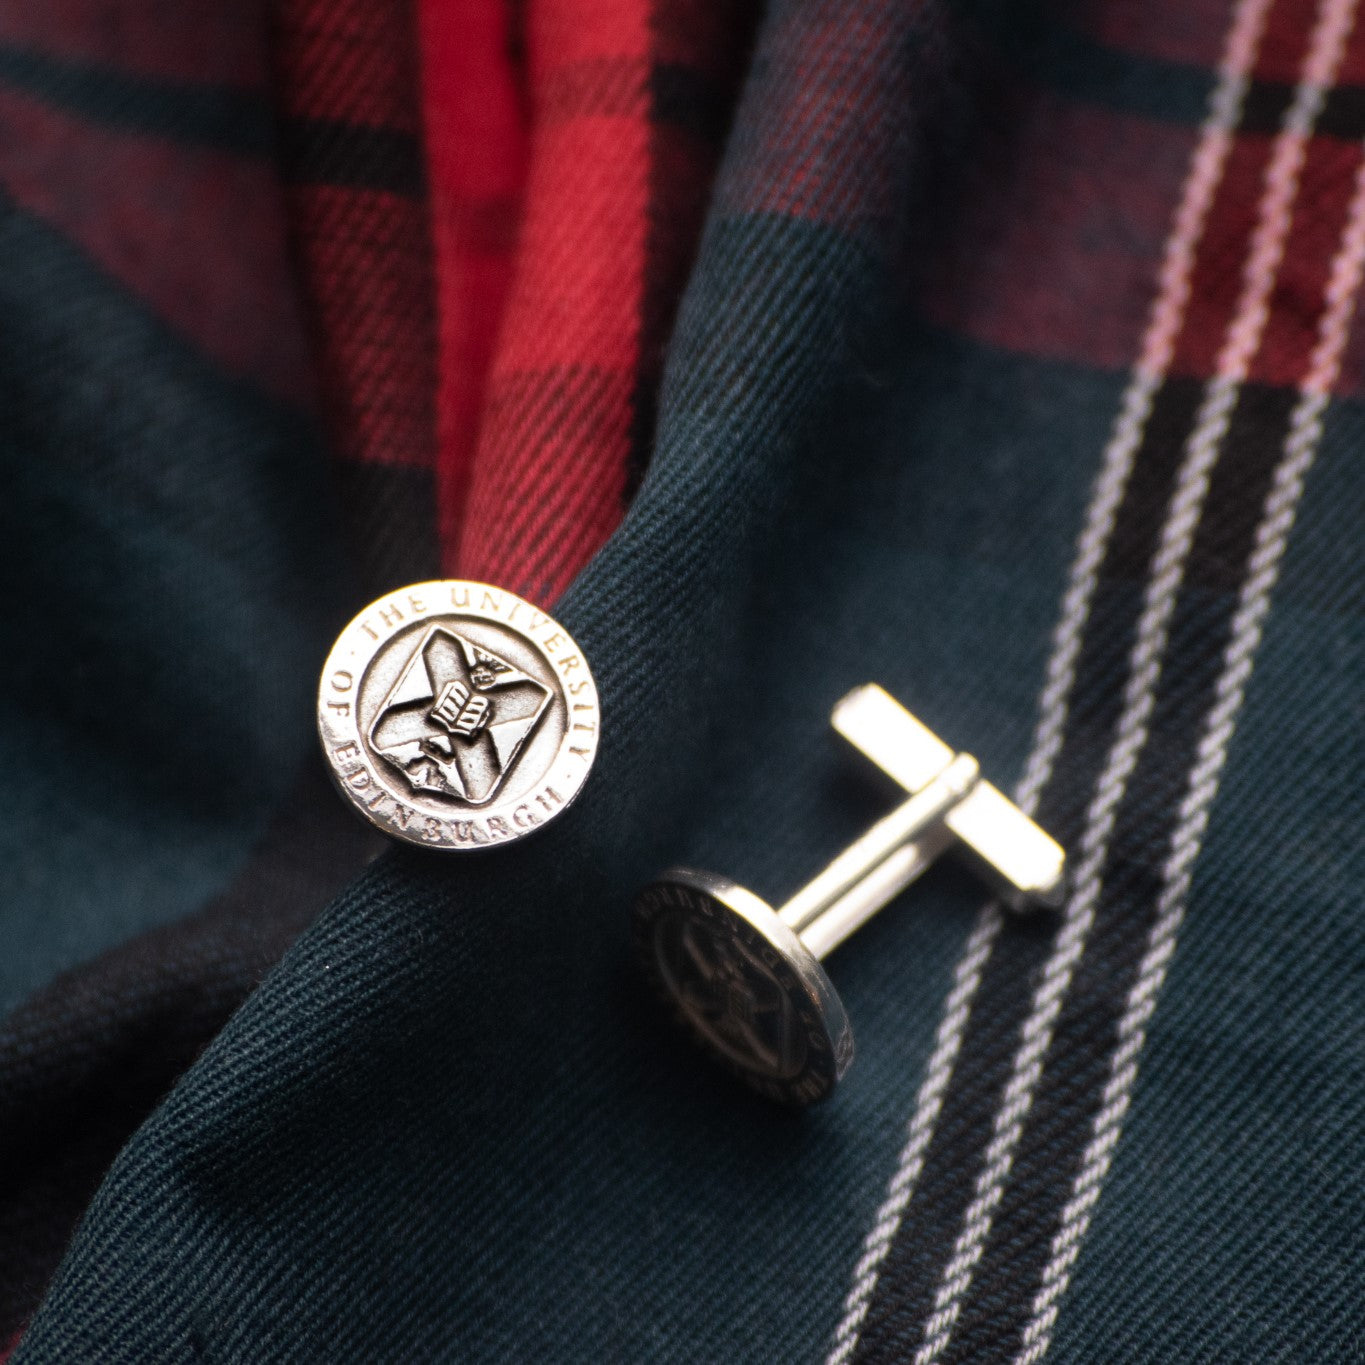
[650, 63, 738, 146]
[625, 20, 758, 499]
[850, 918, 1058, 1357]
[1028, 376, 1211, 846]
[277, 118, 425, 197]
[1314, 84, 1365, 143]
[0, 43, 272, 154]
[1211, 81, 1365, 144]
[1237, 80, 1301, 139]
[940, 379, 1299, 1364]
[1021, 24, 1365, 145]
[850, 373, 1207, 1362]
[1241, 80, 1365, 143]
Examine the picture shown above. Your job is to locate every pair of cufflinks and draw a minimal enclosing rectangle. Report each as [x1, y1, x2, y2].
[320, 583, 1066, 1105]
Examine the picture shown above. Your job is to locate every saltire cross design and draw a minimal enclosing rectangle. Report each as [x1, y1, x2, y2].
[369, 628, 550, 805]
[831, 0, 1365, 1361]
[669, 917, 802, 1078]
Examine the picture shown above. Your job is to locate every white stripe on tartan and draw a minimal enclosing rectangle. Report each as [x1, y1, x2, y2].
[1012, 128, 1365, 1365]
[823, 2, 1274, 1360]
[824, 910, 1003, 1365]
[913, 1, 1360, 1361]
[1014, 7, 1268, 818]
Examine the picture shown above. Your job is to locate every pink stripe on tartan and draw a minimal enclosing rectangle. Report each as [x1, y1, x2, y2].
[824, 1, 1278, 1360]
[1015, 83, 1365, 1365]
[1214, 0, 1358, 383]
[931, 2, 1362, 1362]
[1138, 0, 1268, 379]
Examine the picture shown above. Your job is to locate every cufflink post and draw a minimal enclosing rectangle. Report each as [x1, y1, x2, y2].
[632, 686, 1066, 1105]
[776, 752, 980, 935]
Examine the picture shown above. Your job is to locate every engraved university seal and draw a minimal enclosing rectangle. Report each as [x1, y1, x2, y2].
[318, 581, 600, 849]
[632, 872, 853, 1106]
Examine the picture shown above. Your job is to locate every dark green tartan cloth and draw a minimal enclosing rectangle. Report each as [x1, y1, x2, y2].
[3, 0, 1364, 1360]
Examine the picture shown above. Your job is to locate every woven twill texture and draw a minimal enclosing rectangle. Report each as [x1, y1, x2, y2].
[3, 0, 1364, 1361]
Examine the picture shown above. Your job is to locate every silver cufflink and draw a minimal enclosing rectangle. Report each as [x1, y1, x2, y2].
[633, 685, 1066, 1105]
[318, 580, 600, 848]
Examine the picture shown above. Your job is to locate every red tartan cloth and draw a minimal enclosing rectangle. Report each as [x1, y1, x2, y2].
[276, 0, 756, 602]
[0, 5, 761, 1349]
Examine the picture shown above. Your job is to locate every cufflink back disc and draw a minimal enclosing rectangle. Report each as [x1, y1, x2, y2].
[318, 580, 599, 849]
[634, 687, 1066, 1104]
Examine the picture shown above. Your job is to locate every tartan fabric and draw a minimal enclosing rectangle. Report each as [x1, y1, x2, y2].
[0, 768, 381, 1347]
[833, 2, 1365, 1360]
[271, 0, 443, 591]
[418, 0, 527, 574]
[0, 0, 753, 1343]
[272, 0, 753, 600]
[452, 0, 758, 602]
[0, 0, 369, 1338]
[3, 0, 1365, 1361]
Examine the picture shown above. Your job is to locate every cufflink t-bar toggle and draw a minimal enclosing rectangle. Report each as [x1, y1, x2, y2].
[633, 686, 1066, 1105]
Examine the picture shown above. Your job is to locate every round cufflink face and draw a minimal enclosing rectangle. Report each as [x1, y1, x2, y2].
[318, 580, 599, 850]
[633, 869, 853, 1105]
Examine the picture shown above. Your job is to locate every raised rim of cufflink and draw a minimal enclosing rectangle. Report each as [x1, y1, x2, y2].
[318, 580, 600, 850]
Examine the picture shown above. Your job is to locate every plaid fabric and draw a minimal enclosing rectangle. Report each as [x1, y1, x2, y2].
[271, 0, 443, 590]
[0, 0, 362, 1341]
[837, 3, 1365, 1360]
[451, 0, 759, 601]
[0, 0, 753, 1343]
[273, 0, 756, 599]
[4, 0, 1365, 1360]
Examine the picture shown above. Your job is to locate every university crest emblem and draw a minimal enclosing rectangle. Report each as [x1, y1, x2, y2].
[368, 626, 551, 806]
